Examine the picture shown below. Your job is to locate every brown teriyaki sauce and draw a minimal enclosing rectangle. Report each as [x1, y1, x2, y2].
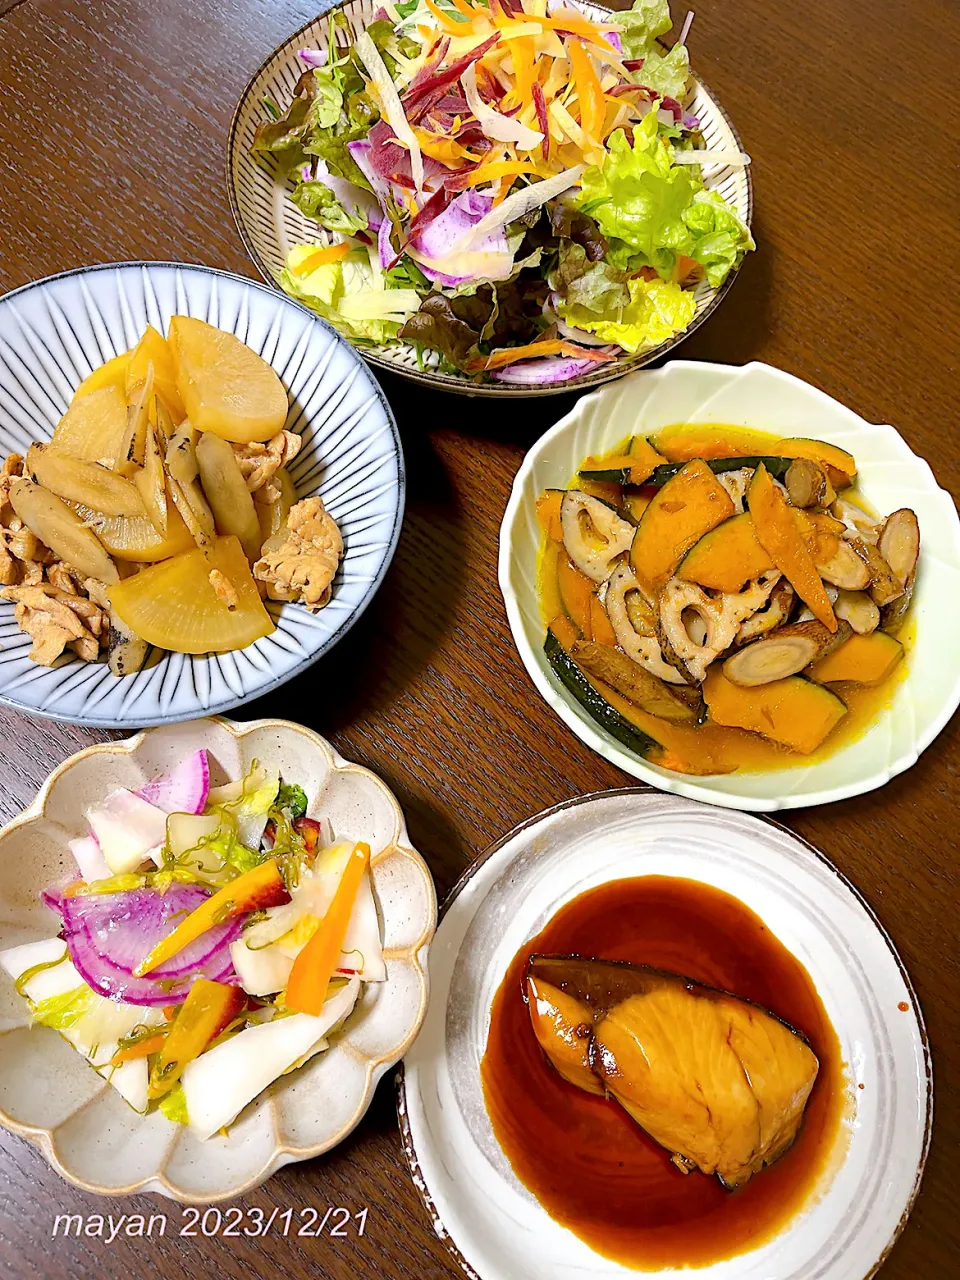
[480, 876, 846, 1270]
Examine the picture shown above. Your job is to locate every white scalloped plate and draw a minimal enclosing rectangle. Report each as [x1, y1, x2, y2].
[400, 789, 931, 1280]
[498, 359, 960, 809]
[227, 0, 752, 397]
[0, 717, 436, 1203]
[0, 262, 404, 728]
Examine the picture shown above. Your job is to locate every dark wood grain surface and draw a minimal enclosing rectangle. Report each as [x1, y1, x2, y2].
[0, 0, 958, 1276]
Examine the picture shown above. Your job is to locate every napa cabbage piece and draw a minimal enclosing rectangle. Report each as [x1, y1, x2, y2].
[279, 245, 419, 342]
[0, 937, 163, 1113]
[559, 276, 696, 352]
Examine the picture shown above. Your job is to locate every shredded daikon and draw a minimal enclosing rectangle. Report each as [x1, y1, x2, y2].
[671, 149, 751, 167]
[355, 31, 425, 195]
[453, 165, 584, 252]
[462, 63, 544, 152]
[338, 290, 422, 321]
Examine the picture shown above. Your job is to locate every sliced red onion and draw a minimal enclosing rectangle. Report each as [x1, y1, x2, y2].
[378, 216, 396, 270]
[41, 885, 64, 914]
[679, 10, 695, 45]
[137, 749, 209, 815]
[410, 189, 512, 287]
[682, 112, 700, 130]
[490, 356, 601, 384]
[606, 29, 623, 55]
[62, 886, 241, 1005]
[298, 48, 328, 69]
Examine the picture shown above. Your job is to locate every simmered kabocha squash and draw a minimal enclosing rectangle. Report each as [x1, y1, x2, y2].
[703, 668, 847, 753]
[651, 424, 778, 462]
[108, 535, 275, 653]
[772, 437, 856, 488]
[808, 631, 904, 685]
[630, 460, 735, 589]
[677, 512, 775, 592]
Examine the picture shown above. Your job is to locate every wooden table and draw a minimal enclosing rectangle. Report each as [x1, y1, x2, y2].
[0, 0, 957, 1275]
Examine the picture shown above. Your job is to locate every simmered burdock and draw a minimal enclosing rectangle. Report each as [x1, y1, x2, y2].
[526, 956, 819, 1189]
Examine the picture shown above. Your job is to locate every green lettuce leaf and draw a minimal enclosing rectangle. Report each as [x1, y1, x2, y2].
[552, 241, 630, 314]
[279, 247, 407, 344]
[559, 277, 696, 353]
[576, 117, 700, 275]
[636, 42, 690, 100]
[289, 180, 368, 234]
[615, 0, 672, 60]
[309, 69, 343, 130]
[681, 189, 756, 288]
[575, 118, 752, 286]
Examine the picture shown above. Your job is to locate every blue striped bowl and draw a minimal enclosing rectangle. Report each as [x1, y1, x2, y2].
[0, 262, 404, 727]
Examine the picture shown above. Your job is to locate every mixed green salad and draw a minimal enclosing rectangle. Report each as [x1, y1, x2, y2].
[252, 0, 753, 384]
[0, 751, 382, 1139]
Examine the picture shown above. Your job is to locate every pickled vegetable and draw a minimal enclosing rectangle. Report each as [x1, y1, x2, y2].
[168, 316, 287, 443]
[109, 535, 275, 653]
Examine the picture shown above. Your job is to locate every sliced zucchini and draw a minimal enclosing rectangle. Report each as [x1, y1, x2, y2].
[648, 456, 793, 488]
[544, 630, 662, 759]
[560, 490, 634, 584]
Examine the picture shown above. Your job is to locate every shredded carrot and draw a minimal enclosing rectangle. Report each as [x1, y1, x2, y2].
[449, 0, 481, 16]
[506, 34, 537, 109]
[460, 159, 537, 185]
[568, 39, 604, 140]
[297, 242, 353, 273]
[468, 339, 614, 372]
[111, 1031, 168, 1066]
[285, 843, 371, 1016]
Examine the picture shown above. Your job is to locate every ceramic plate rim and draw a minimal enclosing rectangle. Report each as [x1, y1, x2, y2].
[497, 357, 960, 810]
[225, 0, 754, 398]
[0, 260, 406, 729]
[397, 786, 933, 1280]
[0, 715, 438, 1203]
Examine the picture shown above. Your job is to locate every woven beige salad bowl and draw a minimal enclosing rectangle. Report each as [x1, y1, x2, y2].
[227, 0, 753, 397]
[0, 717, 436, 1202]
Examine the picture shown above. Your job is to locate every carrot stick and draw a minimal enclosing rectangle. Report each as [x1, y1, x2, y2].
[285, 843, 370, 1016]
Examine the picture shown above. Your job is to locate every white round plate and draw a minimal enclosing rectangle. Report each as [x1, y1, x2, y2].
[400, 789, 931, 1280]
[228, 0, 752, 398]
[0, 262, 404, 727]
[499, 359, 960, 809]
[0, 716, 437, 1202]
